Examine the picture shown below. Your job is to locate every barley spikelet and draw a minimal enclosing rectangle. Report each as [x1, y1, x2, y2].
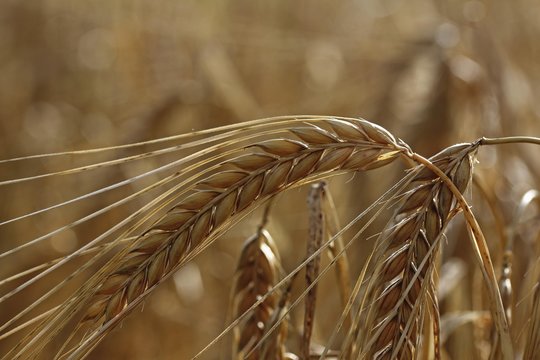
[16, 118, 399, 359]
[231, 229, 285, 360]
[82, 119, 402, 327]
[357, 142, 477, 359]
[232, 229, 283, 359]
[259, 277, 295, 360]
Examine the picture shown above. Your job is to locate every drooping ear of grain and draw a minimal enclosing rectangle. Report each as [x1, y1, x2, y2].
[231, 229, 285, 360]
[12, 118, 407, 359]
[82, 120, 404, 330]
[356, 143, 476, 359]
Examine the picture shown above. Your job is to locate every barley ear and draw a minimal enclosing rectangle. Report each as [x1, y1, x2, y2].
[49, 117, 407, 359]
[357, 143, 477, 359]
[231, 228, 284, 360]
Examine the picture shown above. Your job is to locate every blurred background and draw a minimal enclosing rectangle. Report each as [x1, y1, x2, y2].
[1, 0, 540, 358]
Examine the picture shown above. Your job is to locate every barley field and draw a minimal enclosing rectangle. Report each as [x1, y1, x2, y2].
[1, 1, 540, 359]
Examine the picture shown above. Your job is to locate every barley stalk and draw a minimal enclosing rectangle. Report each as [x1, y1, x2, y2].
[302, 182, 326, 359]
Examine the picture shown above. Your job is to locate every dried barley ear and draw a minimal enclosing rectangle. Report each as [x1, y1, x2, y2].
[1, 117, 410, 358]
[230, 207, 286, 360]
[260, 275, 295, 359]
[355, 143, 477, 359]
[81, 118, 405, 331]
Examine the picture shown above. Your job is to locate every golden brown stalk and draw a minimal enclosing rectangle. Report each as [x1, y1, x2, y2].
[301, 181, 353, 358]
[231, 229, 283, 360]
[357, 143, 477, 359]
[302, 182, 326, 359]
